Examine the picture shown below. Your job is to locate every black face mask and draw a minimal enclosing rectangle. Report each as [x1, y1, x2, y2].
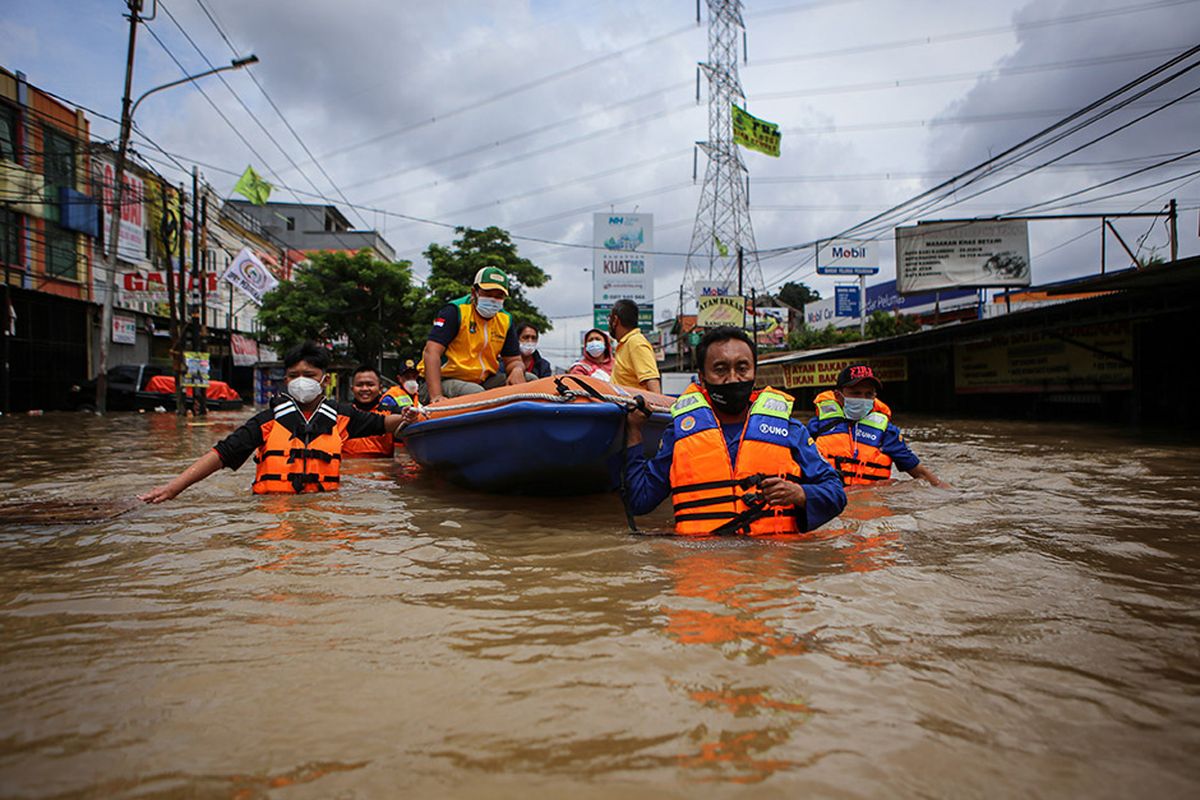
[704, 379, 755, 415]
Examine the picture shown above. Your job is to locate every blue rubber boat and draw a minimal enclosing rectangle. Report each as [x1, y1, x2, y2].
[401, 375, 671, 494]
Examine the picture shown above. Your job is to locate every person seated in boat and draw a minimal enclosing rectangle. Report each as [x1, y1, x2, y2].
[608, 299, 661, 393]
[381, 358, 420, 410]
[139, 341, 417, 501]
[807, 364, 946, 487]
[419, 266, 525, 404]
[622, 326, 846, 536]
[515, 322, 553, 379]
[568, 328, 615, 381]
[342, 365, 399, 459]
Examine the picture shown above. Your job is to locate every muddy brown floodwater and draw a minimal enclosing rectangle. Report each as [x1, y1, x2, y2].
[0, 410, 1198, 798]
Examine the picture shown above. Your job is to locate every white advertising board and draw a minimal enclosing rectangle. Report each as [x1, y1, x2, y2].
[111, 314, 136, 345]
[895, 220, 1031, 293]
[92, 156, 145, 264]
[817, 239, 878, 275]
[593, 213, 653, 308]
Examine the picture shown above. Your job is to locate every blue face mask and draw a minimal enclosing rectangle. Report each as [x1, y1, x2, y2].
[842, 396, 874, 421]
[475, 296, 504, 318]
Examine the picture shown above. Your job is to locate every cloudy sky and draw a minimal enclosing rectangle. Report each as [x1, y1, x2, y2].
[4, 0, 1198, 360]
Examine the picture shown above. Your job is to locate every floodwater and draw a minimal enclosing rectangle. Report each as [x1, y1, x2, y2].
[1, 410, 1198, 799]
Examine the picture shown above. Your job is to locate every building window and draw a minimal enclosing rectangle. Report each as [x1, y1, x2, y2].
[42, 126, 75, 225]
[0, 104, 17, 163]
[285, 216, 295, 231]
[0, 208, 21, 269]
[46, 222, 77, 280]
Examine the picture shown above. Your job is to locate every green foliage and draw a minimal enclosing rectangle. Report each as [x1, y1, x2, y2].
[777, 281, 821, 309]
[785, 312, 921, 350]
[787, 323, 862, 350]
[865, 310, 921, 339]
[416, 226, 551, 334]
[258, 249, 416, 365]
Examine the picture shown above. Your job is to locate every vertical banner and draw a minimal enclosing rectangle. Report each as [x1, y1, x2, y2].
[593, 213, 653, 326]
[182, 351, 210, 388]
[92, 156, 146, 264]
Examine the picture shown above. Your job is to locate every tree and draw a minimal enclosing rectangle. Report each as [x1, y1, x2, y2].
[864, 310, 920, 339]
[416, 226, 551, 334]
[777, 281, 821, 309]
[258, 249, 417, 365]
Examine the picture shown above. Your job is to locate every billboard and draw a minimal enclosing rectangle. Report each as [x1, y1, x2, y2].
[757, 356, 908, 390]
[817, 239, 878, 275]
[805, 279, 977, 329]
[593, 212, 653, 327]
[835, 285, 860, 317]
[896, 220, 1031, 293]
[954, 322, 1132, 393]
[698, 294, 745, 327]
[747, 306, 787, 347]
[92, 156, 145, 264]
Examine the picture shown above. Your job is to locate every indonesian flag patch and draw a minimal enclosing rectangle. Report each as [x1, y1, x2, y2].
[433, 317, 446, 327]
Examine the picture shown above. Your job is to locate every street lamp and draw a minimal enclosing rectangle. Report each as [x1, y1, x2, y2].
[95, 52, 258, 413]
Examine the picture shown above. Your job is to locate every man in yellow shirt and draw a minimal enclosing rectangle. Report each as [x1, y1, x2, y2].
[608, 298, 661, 393]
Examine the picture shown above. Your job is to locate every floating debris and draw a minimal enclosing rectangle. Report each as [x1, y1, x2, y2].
[0, 498, 140, 525]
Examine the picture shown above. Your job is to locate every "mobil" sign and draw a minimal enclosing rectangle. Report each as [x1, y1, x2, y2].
[817, 238, 878, 275]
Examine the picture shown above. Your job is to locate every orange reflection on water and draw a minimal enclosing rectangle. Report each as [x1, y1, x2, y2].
[228, 759, 368, 799]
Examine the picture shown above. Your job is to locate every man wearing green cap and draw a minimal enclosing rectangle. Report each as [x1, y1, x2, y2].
[418, 266, 526, 403]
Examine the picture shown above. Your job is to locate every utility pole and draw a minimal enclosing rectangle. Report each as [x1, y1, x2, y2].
[174, 181, 187, 416]
[189, 165, 202, 415]
[95, 0, 141, 414]
[1169, 198, 1178, 262]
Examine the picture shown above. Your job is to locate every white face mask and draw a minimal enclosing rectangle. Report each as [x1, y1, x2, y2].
[475, 296, 504, 318]
[842, 396, 874, 421]
[403, 379, 419, 394]
[287, 376, 323, 404]
[519, 341, 537, 356]
[585, 340, 606, 358]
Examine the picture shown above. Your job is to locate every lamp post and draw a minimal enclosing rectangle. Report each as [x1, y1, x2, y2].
[94, 18, 257, 413]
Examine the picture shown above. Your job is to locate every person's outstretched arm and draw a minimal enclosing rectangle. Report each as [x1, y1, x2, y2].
[139, 450, 224, 504]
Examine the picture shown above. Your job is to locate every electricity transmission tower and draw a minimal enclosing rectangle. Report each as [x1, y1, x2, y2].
[683, 0, 764, 300]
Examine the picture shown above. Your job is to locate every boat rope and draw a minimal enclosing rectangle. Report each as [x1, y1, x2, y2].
[413, 386, 671, 419]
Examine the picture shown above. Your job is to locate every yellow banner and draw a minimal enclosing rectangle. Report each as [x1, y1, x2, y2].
[954, 322, 1132, 393]
[757, 356, 908, 389]
[698, 294, 745, 327]
[732, 105, 781, 157]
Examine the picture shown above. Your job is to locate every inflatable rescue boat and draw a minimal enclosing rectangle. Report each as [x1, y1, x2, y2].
[401, 375, 672, 493]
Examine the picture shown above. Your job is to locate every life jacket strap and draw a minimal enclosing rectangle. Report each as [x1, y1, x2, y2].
[670, 473, 770, 495]
[673, 511, 740, 523]
[672, 494, 740, 512]
[287, 448, 341, 464]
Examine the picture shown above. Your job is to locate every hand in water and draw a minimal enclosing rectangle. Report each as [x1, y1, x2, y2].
[138, 483, 180, 504]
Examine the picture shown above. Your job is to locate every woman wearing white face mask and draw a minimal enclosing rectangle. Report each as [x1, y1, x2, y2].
[567, 328, 615, 381]
[139, 341, 417, 502]
[515, 322, 553, 379]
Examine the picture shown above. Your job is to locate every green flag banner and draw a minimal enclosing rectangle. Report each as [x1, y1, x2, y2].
[713, 234, 729, 258]
[233, 165, 273, 205]
[731, 105, 781, 157]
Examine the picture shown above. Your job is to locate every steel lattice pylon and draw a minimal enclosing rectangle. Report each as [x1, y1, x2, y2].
[683, 0, 763, 301]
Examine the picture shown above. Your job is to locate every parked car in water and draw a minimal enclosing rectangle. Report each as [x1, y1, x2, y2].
[66, 364, 169, 412]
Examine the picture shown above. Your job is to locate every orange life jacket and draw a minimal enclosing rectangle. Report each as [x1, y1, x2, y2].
[810, 390, 893, 485]
[252, 399, 348, 493]
[668, 384, 803, 536]
[341, 397, 395, 458]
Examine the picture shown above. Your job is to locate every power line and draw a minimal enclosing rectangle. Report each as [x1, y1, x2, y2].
[186, 0, 369, 230]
